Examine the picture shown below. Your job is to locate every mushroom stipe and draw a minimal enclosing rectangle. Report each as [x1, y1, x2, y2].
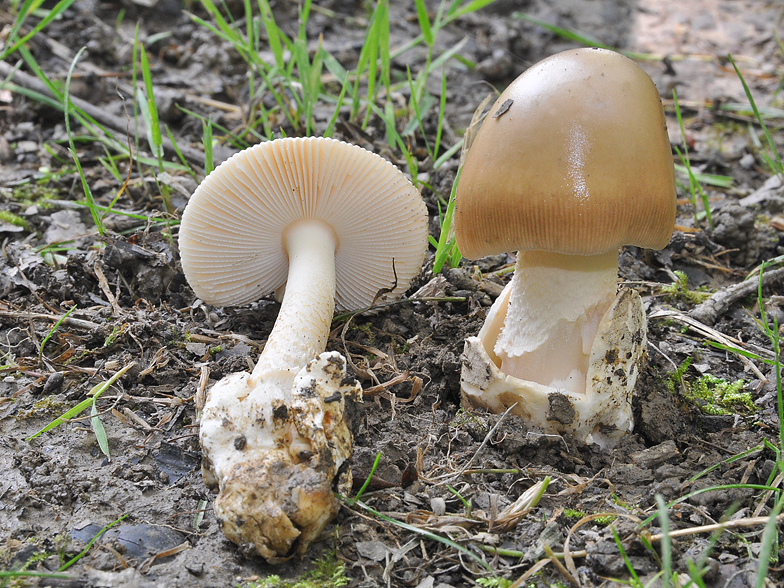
[179, 137, 428, 561]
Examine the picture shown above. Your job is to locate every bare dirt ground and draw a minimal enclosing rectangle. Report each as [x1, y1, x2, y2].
[2, 1, 784, 587]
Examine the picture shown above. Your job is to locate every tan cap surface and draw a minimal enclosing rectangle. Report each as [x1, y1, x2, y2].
[455, 48, 676, 260]
[179, 137, 428, 310]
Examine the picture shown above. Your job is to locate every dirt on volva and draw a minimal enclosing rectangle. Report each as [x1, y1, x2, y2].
[1, 0, 784, 586]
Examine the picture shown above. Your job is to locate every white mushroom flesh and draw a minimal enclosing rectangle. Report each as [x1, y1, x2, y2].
[493, 250, 618, 395]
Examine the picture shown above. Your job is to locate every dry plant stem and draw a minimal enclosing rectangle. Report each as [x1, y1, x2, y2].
[0, 61, 204, 167]
[509, 558, 551, 588]
[648, 512, 784, 541]
[650, 308, 767, 380]
[0, 310, 101, 330]
[563, 512, 642, 580]
[431, 404, 516, 485]
[688, 267, 784, 325]
[94, 262, 121, 315]
[495, 250, 618, 395]
[543, 544, 579, 587]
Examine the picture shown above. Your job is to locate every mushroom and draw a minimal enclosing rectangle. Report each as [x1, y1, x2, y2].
[178, 137, 428, 560]
[454, 48, 676, 446]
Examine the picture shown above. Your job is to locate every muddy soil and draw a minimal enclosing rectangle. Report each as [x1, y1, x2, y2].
[1, 1, 784, 587]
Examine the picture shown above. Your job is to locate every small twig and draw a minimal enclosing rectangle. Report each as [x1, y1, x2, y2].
[509, 558, 551, 588]
[333, 296, 466, 323]
[93, 262, 122, 315]
[688, 268, 784, 325]
[649, 309, 767, 380]
[195, 365, 210, 412]
[432, 405, 516, 486]
[122, 407, 153, 430]
[648, 512, 784, 542]
[543, 544, 579, 587]
[139, 542, 190, 574]
[0, 310, 102, 331]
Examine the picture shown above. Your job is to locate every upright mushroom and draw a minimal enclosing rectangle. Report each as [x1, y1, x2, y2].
[179, 137, 428, 560]
[455, 48, 676, 446]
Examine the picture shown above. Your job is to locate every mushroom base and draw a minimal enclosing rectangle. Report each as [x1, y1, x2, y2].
[200, 351, 361, 562]
[461, 287, 646, 448]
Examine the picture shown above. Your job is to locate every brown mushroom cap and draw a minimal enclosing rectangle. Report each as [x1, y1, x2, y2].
[179, 137, 428, 311]
[454, 48, 676, 260]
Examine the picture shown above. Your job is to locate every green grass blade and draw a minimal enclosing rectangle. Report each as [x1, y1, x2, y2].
[720, 102, 784, 120]
[257, 0, 284, 68]
[433, 68, 447, 157]
[298, 0, 312, 39]
[27, 363, 135, 440]
[728, 54, 784, 175]
[432, 168, 461, 273]
[611, 526, 642, 586]
[656, 495, 673, 588]
[686, 445, 764, 484]
[243, 0, 255, 61]
[195, 0, 248, 56]
[1, 0, 78, 60]
[321, 49, 348, 84]
[415, 0, 434, 46]
[19, 45, 63, 98]
[450, 0, 497, 20]
[68, 200, 181, 224]
[673, 164, 733, 188]
[178, 106, 254, 149]
[202, 117, 214, 176]
[59, 514, 128, 571]
[639, 483, 782, 528]
[138, 44, 163, 168]
[91, 397, 110, 460]
[324, 64, 351, 138]
[63, 47, 104, 234]
[165, 125, 199, 181]
[38, 305, 76, 361]
[377, 0, 390, 93]
[6, 0, 45, 54]
[0, 572, 70, 579]
[433, 139, 462, 169]
[673, 89, 713, 228]
[405, 68, 432, 156]
[514, 12, 611, 49]
[378, 101, 418, 185]
[353, 452, 382, 504]
[342, 496, 494, 574]
[426, 36, 468, 77]
[363, 11, 380, 125]
[512, 12, 651, 61]
[756, 493, 784, 588]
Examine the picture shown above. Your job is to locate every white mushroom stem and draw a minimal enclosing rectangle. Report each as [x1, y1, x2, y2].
[198, 218, 358, 561]
[492, 249, 619, 396]
[251, 219, 338, 385]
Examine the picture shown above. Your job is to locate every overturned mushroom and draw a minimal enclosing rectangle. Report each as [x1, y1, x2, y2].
[455, 48, 676, 447]
[179, 137, 428, 560]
